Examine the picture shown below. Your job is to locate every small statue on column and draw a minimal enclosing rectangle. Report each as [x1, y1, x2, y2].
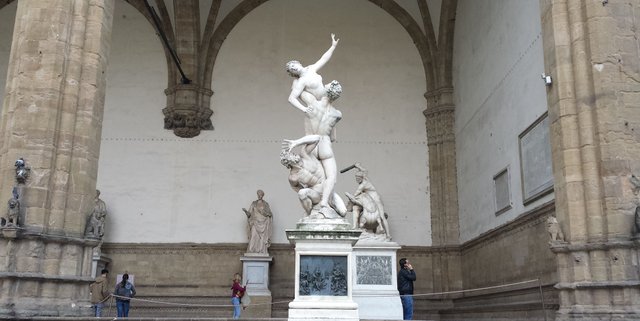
[85, 190, 107, 239]
[2, 188, 20, 227]
[546, 216, 565, 243]
[15, 158, 30, 184]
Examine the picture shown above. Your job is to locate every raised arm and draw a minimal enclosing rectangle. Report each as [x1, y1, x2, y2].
[309, 34, 339, 72]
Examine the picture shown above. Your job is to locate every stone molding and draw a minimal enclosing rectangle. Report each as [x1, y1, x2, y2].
[102, 242, 245, 255]
[102, 242, 295, 254]
[423, 87, 454, 105]
[555, 280, 640, 290]
[401, 245, 461, 256]
[550, 239, 639, 253]
[164, 84, 213, 97]
[0, 272, 94, 283]
[9, 229, 102, 247]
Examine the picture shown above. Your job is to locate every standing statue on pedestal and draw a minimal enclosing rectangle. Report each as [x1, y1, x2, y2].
[242, 190, 272, 254]
[85, 190, 107, 239]
[344, 163, 392, 240]
[283, 34, 346, 219]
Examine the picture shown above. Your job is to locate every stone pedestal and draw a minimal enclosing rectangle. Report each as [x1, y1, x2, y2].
[286, 218, 362, 321]
[240, 254, 273, 318]
[0, 226, 19, 239]
[90, 247, 112, 278]
[352, 239, 403, 320]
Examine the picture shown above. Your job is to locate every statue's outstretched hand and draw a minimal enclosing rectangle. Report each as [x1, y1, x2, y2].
[331, 33, 339, 46]
[282, 139, 295, 152]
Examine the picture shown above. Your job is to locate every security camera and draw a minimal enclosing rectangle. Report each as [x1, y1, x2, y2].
[541, 73, 552, 86]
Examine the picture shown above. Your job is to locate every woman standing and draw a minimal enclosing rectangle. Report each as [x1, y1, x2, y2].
[230, 273, 246, 319]
[114, 273, 136, 317]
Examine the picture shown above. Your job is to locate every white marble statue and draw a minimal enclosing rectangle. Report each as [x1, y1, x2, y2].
[284, 34, 346, 219]
[345, 163, 391, 240]
[281, 141, 346, 219]
[283, 80, 346, 217]
[242, 190, 273, 254]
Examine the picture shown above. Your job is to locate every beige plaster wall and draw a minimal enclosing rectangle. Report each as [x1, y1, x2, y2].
[97, 0, 431, 245]
[453, 0, 554, 242]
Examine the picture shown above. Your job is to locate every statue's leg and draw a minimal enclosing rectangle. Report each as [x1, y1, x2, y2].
[352, 206, 362, 229]
[330, 192, 347, 217]
[380, 215, 392, 238]
[298, 188, 320, 215]
[316, 137, 337, 208]
[319, 158, 337, 208]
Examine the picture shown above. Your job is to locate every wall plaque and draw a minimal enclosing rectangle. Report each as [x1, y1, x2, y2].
[519, 112, 554, 204]
[493, 167, 512, 215]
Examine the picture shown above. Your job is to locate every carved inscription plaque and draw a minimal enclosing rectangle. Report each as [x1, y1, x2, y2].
[356, 255, 392, 285]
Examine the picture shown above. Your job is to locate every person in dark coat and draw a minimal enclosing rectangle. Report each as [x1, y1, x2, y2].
[397, 258, 417, 320]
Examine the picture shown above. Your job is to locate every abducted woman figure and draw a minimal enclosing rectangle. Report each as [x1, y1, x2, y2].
[231, 273, 246, 319]
[114, 273, 136, 317]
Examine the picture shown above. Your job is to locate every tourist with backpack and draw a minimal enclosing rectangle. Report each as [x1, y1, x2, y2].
[114, 273, 136, 317]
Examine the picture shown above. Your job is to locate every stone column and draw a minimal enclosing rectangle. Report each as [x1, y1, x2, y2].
[162, 0, 213, 137]
[540, 0, 640, 319]
[424, 87, 459, 247]
[423, 87, 462, 295]
[0, 0, 114, 317]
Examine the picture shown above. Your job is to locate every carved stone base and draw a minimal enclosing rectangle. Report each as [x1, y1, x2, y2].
[286, 224, 361, 321]
[241, 254, 273, 297]
[352, 240, 402, 320]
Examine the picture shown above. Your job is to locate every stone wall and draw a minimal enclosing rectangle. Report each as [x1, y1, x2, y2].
[101, 204, 557, 320]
